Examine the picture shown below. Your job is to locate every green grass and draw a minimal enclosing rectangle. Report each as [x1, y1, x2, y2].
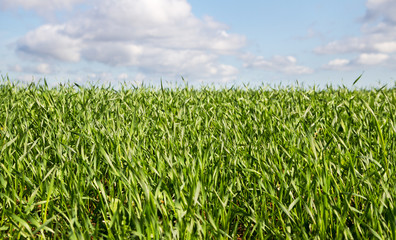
[0, 80, 395, 239]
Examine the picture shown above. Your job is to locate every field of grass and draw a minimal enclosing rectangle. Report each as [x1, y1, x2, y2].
[0, 80, 395, 239]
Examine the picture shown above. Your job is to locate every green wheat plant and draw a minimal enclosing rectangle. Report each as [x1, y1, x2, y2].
[0, 78, 395, 239]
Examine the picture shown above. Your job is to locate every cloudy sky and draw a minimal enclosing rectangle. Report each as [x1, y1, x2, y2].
[0, 0, 395, 88]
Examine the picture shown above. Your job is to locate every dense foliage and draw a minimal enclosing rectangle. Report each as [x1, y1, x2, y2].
[0, 81, 395, 239]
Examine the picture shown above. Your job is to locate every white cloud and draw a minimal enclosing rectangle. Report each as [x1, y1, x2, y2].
[18, 24, 81, 62]
[314, 0, 396, 68]
[218, 64, 239, 76]
[314, 30, 396, 55]
[242, 54, 313, 75]
[322, 58, 351, 70]
[15, 0, 245, 82]
[8, 63, 53, 74]
[36, 63, 51, 74]
[314, 38, 368, 54]
[328, 59, 350, 67]
[365, 0, 396, 23]
[323, 53, 389, 70]
[374, 41, 396, 53]
[356, 53, 389, 65]
[0, 0, 85, 12]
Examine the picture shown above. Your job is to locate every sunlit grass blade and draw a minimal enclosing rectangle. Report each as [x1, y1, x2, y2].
[0, 79, 394, 239]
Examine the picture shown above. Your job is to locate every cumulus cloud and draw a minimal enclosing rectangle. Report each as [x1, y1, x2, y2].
[14, 0, 245, 82]
[314, 38, 368, 55]
[356, 53, 389, 65]
[328, 59, 350, 67]
[242, 54, 313, 75]
[315, 0, 396, 68]
[314, 29, 396, 55]
[8, 63, 53, 74]
[364, 0, 396, 23]
[323, 53, 389, 70]
[36, 63, 51, 74]
[18, 24, 81, 62]
[0, 0, 85, 12]
[374, 41, 396, 53]
[323, 58, 351, 70]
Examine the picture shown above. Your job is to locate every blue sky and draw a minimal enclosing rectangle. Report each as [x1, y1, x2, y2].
[1, 0, 395, 88]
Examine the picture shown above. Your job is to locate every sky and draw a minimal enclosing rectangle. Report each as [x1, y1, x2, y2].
[0, 0, 395, 88]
